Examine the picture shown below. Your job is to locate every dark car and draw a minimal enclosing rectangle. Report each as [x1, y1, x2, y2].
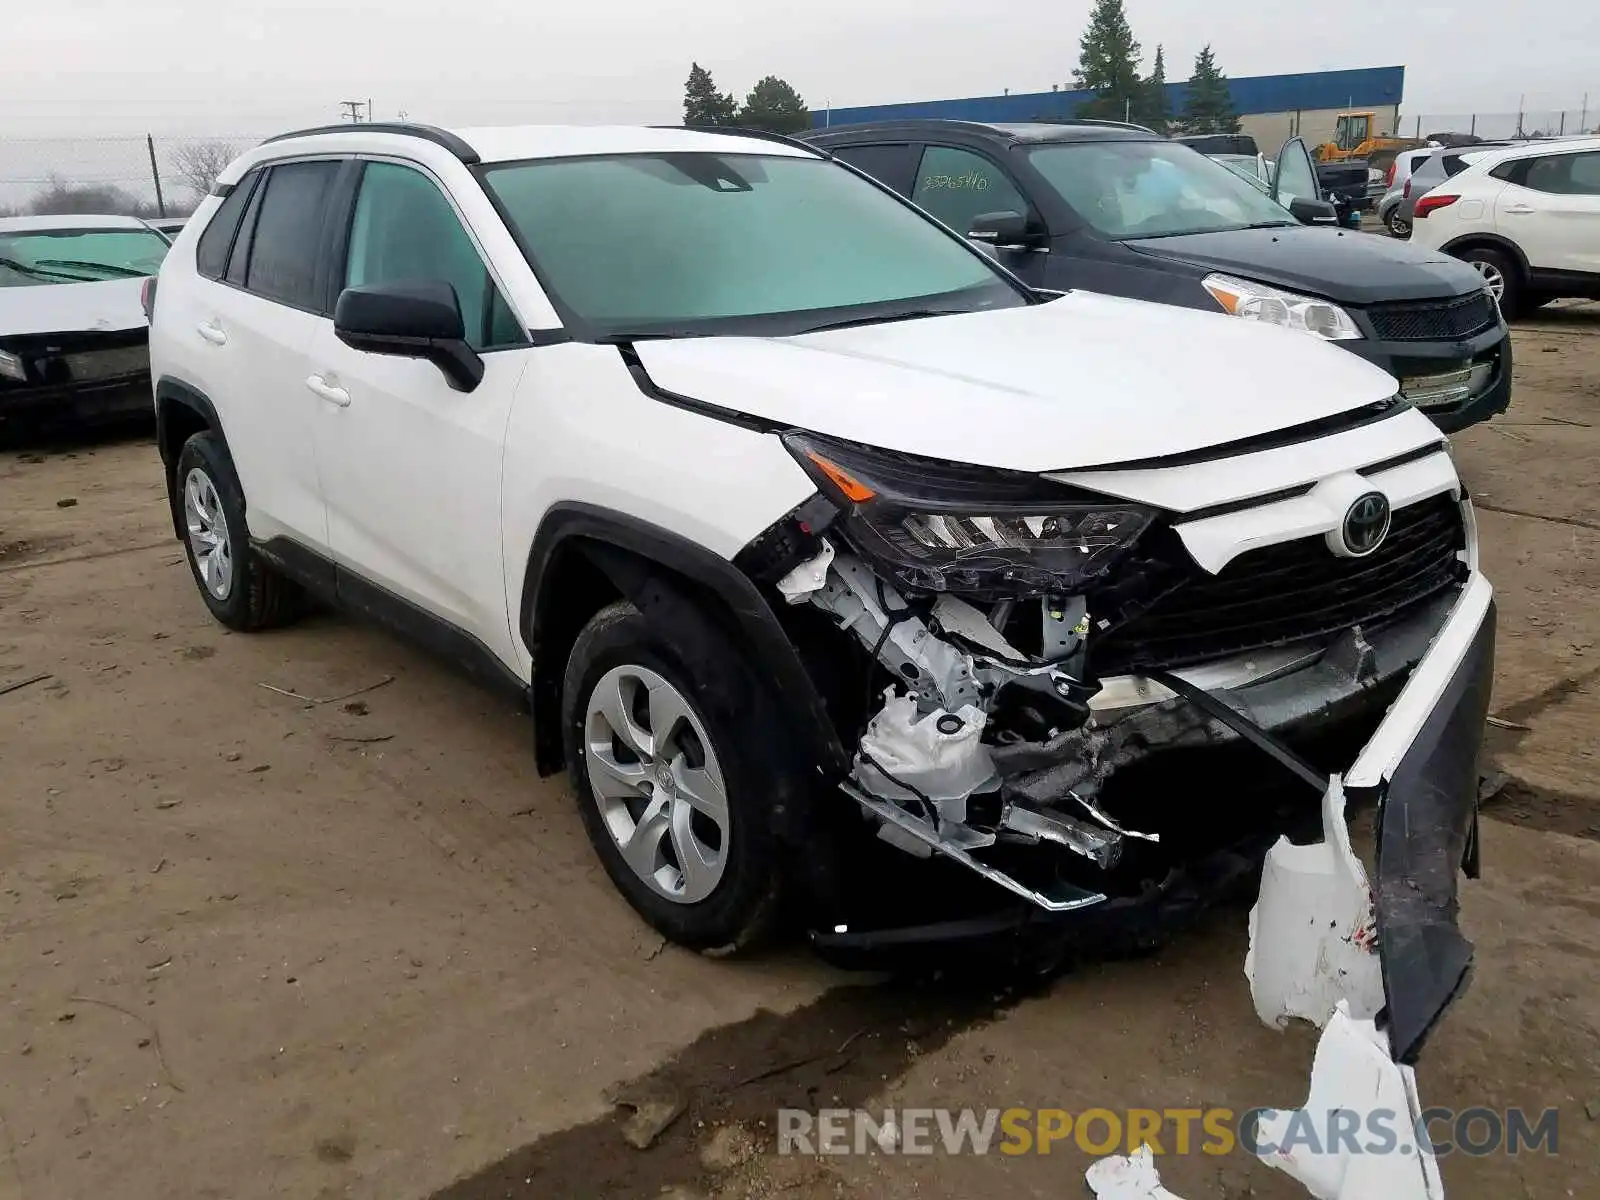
[805, 120, 1511, 433]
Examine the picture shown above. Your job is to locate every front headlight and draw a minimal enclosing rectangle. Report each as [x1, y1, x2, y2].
[782, 433, 1156, 597]
[1201, 273, 1363, 341]
[0, 349, 25, 382]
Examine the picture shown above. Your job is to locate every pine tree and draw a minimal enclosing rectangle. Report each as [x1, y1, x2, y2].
[1072, 0, 1143, 122]
[737, 76, 810, 134]
[1179, 45, 1240, 135]
[683, 62, 739, 127]
[1137, 44, 1170, 133]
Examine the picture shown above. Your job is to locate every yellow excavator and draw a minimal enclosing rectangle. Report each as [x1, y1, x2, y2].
[1314, 112, 1425, 172]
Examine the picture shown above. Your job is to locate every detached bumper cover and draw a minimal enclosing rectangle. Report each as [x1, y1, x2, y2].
[1367, 588, 1495, 1063]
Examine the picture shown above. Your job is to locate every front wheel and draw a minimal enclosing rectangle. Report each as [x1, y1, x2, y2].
[561, 597, 787, 952]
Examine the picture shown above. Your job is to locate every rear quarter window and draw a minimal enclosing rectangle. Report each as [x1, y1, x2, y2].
[194, 170, 259, 280]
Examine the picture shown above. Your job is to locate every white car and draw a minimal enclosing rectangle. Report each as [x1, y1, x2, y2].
[0, 213, 170, 426]
[1407, 136, 1600, 315]
[146, 126, 1493, 1193]
[1376, 146, 1437, 237]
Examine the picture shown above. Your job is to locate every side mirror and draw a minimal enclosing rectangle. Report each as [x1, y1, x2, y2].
[1287, 196, 1339, 226]
[967, 210, 1040, 249]
[334, 280, 484, 392]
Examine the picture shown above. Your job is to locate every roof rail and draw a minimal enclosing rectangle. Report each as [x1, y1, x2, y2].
[657, 125, 828, 156]
[258, 122, 480, 164]
[1051, 117, 1159, 134]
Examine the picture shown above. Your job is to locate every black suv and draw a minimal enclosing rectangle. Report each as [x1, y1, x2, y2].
[806, 120, 1512, 433]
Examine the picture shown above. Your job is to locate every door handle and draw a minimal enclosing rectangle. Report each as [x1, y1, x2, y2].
[1502, 204, 1536, 215]
[305, 374, 351, 407]
[197, 320, 228, 346]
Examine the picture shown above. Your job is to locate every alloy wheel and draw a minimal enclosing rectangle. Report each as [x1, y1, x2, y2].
[183, 467, 234, 600]
[1469, 258, 1506, 303]
[583, 664, 731, 904]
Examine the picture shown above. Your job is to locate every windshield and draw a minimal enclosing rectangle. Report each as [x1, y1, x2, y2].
[0, 228, 170, 287]
[480, 152, 1024, 338]
[1027, 141, 1297, 240]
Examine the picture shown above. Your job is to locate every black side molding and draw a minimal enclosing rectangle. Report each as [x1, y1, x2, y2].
[254, 536, 530, 706]
[521, 503, 848, 778]
[259, 122, 480, 164]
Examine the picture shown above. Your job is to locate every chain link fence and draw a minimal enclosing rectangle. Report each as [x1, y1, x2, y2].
[0, 135, 267, 218]
[1401, 110, 1599, 142]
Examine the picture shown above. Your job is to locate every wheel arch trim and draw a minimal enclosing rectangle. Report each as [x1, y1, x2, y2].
[519, 502, 848, 778]
[155, 377, 233, 541]
[1439, 233, 1531, 281]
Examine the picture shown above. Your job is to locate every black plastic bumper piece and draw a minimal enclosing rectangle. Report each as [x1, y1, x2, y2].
[1373, 597, 1496, 1065]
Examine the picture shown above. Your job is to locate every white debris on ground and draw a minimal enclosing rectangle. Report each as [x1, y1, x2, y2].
[1087, 776, 1444, 1200]
[1085, 1144, 1188, 1199]
[1254, 1002, 1445, 1200]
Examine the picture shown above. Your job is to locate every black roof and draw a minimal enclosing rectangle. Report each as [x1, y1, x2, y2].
[805, 118, 1160, 145]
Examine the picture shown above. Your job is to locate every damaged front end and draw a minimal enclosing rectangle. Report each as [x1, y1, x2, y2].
[741, 428, 1495, 1199]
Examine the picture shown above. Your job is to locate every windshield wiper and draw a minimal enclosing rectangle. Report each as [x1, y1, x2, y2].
[797, 308, 972, 335]
[34, 258, 149, 279]
[0, 255, 100, 282]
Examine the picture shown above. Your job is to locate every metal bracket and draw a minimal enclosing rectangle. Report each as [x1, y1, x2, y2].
[840, 780, 1107, 913]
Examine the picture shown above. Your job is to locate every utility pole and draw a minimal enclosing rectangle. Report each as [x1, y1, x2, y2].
[338, 99, 366, 122]
[145, 134, 167, 217]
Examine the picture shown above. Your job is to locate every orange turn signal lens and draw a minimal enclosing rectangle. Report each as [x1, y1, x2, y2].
[805, 451, 876, 503]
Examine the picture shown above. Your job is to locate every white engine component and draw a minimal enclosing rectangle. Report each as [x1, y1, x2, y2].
[1245, 776, 1385, 1031]
[856, 693, 998, 826]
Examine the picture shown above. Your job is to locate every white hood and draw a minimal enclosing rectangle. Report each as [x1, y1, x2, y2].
[634, 292, 1400, 472]
[0, 277, 147, 338]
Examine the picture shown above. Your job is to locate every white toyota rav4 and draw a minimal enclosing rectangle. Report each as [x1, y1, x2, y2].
[147, 122, 1490, 1198]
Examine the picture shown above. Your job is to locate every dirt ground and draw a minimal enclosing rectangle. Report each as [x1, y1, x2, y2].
[3, 303, 1598, 1200]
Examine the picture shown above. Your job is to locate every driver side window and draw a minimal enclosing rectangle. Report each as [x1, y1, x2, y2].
[345, 161, 523, 350]
[911, 146, 1032, 236]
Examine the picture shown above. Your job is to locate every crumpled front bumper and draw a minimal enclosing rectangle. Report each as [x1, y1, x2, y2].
[1092, 572, 1495, 1200]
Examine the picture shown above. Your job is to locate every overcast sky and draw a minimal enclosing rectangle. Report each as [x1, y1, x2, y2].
[3, 0, 1596, 137]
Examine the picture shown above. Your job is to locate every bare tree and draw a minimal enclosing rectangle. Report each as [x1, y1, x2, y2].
[167, 140, 240, 200]
[26, 175, 154, 217]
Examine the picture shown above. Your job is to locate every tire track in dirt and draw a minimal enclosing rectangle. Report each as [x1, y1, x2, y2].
[426, 979, 1014, 1200]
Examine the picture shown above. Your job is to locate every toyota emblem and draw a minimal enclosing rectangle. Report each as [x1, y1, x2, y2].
[1340, 492, 1391, 557]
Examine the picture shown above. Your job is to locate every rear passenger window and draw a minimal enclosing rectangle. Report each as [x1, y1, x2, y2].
[194, 170, 258, 280]
[242, 161, 340, 310]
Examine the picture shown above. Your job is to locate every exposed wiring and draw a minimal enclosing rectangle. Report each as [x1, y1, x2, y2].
[857, 747, 942, 828]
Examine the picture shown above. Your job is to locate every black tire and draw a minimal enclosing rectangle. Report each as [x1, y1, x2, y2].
[1384, 205, 1410, 238]
[174, 431, 302, 631]
[561, 594, 789, 953]
[1457, 245, 1525, 318]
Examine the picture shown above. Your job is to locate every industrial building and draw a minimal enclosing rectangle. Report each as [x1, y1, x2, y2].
[815, 65, 1406, 151]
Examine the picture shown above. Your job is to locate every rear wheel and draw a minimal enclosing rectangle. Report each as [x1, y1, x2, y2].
[175, 432, 303, 631]
[1384, 205, 1411, 238]
[1458, 246, 1523, 318]
[561, 597, 788, 952]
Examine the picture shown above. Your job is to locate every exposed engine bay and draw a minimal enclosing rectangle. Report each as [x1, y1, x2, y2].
[773, 531, 1463, 915]
[742, 429, 1494, 1200]
[739, 429, 1473, 916]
